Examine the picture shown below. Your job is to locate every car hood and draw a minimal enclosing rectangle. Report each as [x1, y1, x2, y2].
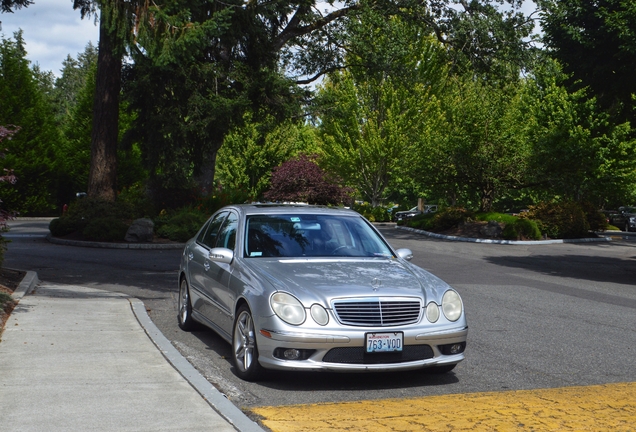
[241, 258, 450, 306]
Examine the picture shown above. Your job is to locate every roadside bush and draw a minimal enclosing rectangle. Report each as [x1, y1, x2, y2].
[82, 217, 129, 242]
[405, 212, 436, 230]
[155, 207, 208, 242]
[579, 201, 609, 232]
[49, 198, 136, 237]
[118, 182, 156, 218]
[49, 217, 76, 237]
[502, 218, 542, 240]
[432, 207, 475, 231]
[195, 186, 253, 215]
[525, 201, 589, 239]
[353, 202, 393, 222]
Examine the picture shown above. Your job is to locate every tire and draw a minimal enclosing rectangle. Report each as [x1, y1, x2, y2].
[232, 304, 264, 381]
[178, 277, 196, 331]
[427, 364, 457, 374]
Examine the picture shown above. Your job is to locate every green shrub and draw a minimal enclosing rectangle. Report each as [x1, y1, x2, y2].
[431, 207, 475, 231]
[502, 223, 518, 240]
[155, 207, 209, 242]
[352, 202, 393, 222]
[118, 182, 156, 218]
[49, 218, 76, 237]
[525, 201, 590, 239]
[475, 212, 518, 225]
[195, 186, 253, 215]
[515, 218, 542, 240]
[82, 217, 130, 242]
[503, 218, 542, 240]
[406, 213, 436, 230]
[579, 202, 609, 232]
[49, 198, 136, 238]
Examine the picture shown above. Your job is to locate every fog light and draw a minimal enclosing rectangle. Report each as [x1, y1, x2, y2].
[439, 342, 466, 355]
[449, 344, 463, 354]
[284, 349, 301, 360]
[273, 348, 316, 361]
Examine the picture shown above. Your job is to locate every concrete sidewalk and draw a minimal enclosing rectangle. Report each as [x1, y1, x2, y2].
[1, 273, 264, 432]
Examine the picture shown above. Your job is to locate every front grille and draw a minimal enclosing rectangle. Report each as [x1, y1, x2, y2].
[332, 298, 422, 326]
[322, 345, 434, 364]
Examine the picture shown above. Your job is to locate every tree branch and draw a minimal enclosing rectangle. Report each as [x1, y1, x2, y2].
[274, 4, 361, 51]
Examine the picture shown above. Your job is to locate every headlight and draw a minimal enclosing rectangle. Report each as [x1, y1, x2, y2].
[310, 304, 329, 326]
[442, 290, 463, 322]
[425, 302, 440, 323]
[271, 292, 306, 325]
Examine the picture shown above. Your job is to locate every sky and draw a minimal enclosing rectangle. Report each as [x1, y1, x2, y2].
[0, 1, 539, 79]
[0, 1, 99, 77]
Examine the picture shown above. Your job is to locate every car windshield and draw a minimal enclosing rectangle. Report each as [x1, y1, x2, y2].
[244, 214, 394, 258]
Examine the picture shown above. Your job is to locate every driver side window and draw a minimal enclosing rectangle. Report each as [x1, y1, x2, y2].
[197, 212, 228, 249]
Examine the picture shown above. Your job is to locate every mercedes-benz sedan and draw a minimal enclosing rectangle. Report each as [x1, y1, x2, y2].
[178, 204, 467, 380]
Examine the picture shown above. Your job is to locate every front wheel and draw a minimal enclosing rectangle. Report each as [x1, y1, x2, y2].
[178, 278, 196, 331]
[232, 305, 264, 381]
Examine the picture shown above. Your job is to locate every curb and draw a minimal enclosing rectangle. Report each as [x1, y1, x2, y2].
[130, 300, 265, 432]
[46, 233, 185, 250]
[396, 226, 613, 245]
[10, 270, 39, 301]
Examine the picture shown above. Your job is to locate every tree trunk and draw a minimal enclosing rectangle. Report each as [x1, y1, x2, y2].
[194, 139, 221, 196]
[87, 15, 121, 202]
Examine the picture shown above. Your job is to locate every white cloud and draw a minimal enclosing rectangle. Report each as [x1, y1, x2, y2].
[0, 1, 99, 76]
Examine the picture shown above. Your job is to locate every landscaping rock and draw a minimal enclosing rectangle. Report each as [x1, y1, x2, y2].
[125, 218, 155, 242]
[479, 220, 502, 238]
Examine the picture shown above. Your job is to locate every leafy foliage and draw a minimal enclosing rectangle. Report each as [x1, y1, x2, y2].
[538, 0, 636, 123]
[524, 201, 590, 239]
[82, 217, 129, 242]
[502, 218, 542, 240]
[0, 32, 63, 215]
[155, 208, 209, 242]
[49, 198, 135, 238]
[216, 114, 320, 199]
[524, 59, 636, 208]
[264, 154, 352, 205]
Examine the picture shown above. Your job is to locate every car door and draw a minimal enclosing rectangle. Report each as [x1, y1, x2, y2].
[203, 211, 239, 336]
[188, 211, 228, 321]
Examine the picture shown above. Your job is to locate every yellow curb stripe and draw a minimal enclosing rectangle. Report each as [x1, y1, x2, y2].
[250, 382, 636, 431]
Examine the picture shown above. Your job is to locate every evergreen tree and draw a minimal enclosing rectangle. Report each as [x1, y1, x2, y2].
[0, 32, 63, 214]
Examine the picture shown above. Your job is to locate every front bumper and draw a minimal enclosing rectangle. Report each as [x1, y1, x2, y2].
[255, 322, 468, 372]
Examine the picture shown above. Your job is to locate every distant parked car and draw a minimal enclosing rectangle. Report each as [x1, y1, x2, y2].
[394, 205, 438, 222]
[178, 204, 467, 380]
[608, 206, 636, 232]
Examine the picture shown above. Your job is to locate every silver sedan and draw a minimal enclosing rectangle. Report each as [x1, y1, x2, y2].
[178, 204, 467, 380]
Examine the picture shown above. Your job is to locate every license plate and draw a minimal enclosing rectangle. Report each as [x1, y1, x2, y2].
[365, 332, 403, 353]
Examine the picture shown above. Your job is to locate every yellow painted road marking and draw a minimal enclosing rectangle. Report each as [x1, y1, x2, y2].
[251, 382, 636, 431]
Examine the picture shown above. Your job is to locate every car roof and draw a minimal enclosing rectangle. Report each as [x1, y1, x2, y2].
[222, 203, 361, 217]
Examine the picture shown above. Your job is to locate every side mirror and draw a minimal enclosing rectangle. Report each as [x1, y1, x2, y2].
[209, 247, 234, 264]
[396, 248, 413, 261]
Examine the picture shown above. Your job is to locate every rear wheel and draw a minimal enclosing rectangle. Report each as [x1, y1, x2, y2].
[232, 305, 264, 381]
[178, 278, 196, 331]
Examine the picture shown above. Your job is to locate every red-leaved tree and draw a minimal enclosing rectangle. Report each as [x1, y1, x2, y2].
[264, 154, 352, 205]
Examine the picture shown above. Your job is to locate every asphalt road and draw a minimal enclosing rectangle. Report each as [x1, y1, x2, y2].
[5, 219, 636, 410]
